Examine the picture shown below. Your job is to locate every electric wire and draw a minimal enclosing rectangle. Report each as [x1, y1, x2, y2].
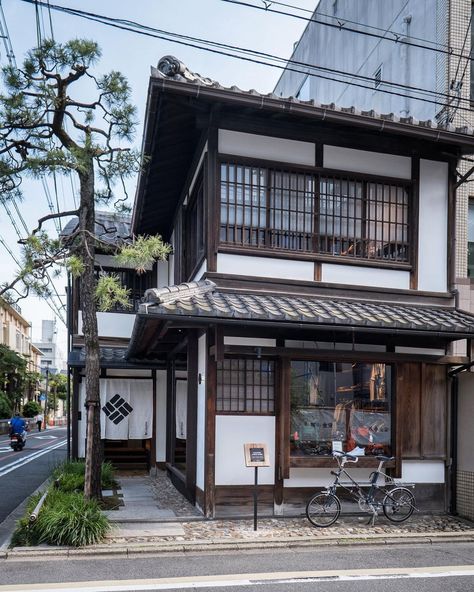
[16, 0, 474, 116]
[220, 0, 474, 63]
[256, 0, 452, 51]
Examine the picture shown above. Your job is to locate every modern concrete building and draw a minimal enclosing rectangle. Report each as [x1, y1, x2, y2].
[34, 319, 60, 374]
[275, 0, 474, 520]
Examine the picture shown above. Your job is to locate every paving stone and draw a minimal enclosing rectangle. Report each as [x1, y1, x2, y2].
[110, 522, 185, 538]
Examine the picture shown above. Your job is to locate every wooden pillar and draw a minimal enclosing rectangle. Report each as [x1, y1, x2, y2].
[166, 359, 176, 465]
[204, 329, 217, 518]
[186, 331, 198, 501]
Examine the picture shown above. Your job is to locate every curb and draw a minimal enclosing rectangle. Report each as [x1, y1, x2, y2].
[0, 477, 51, 557]
[4, 531, 474, 560]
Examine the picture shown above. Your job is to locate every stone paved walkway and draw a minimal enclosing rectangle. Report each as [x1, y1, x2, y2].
[102, 470, 474, 545]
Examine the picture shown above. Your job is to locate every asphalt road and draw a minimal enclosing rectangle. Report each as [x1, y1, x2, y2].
[1, 542, 474, 591]
[0, 426, 67, 523]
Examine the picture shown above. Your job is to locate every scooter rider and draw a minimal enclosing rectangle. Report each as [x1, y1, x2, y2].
[9, 412, 26, 436]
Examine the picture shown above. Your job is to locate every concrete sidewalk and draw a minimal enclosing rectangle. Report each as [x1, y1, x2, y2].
[2, 473, 474, 559]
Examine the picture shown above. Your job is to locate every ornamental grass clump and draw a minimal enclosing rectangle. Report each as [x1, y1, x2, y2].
[36, 490, 110, 547]
[53, 460, 117, 492]
[11, 489, 110, 547]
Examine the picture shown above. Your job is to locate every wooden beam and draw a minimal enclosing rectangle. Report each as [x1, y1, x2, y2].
[204, 329, 217, 518]
[209, 345, 465, 364]
[186, 331, 199, 501]
[167, 337, 189, 360]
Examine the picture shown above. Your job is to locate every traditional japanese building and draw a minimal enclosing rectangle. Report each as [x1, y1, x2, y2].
[69, 56, 474, 517]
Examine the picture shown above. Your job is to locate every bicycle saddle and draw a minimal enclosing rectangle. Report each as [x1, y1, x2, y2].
[375, 455, 394, 461]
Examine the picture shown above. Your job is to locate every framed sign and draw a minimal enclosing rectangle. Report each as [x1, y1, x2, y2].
[244, 443, 270, 467]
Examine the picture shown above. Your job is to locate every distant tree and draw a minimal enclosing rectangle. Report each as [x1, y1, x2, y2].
[0, 40, 170, 499]
[23, 400, 41, 418]
[0, 393, 12, 419]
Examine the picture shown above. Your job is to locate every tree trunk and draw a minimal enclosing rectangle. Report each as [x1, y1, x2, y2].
[79, 159, 102, 500]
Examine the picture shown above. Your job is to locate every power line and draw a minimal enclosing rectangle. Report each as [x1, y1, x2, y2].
[255, 0, 453, 52]
[220, 0, 474, 64]
[16, 0, 474, 115]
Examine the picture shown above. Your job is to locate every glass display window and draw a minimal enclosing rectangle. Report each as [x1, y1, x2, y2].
[290, 360, 392, 457]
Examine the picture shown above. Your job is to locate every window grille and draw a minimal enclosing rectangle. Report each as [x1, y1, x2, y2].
[216, 358, 275, 413]
[220, 163, 409, 263]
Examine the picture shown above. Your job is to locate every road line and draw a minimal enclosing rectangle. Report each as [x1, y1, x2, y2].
[0, 440, 66, 478]
[2, 565, 474, 591]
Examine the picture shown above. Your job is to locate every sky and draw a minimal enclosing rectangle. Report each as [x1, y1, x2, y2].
[0, 0, 318, 363]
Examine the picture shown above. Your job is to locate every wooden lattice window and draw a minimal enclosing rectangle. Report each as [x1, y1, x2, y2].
[220, 162, 410, 263]
[216, 358, 275, 413]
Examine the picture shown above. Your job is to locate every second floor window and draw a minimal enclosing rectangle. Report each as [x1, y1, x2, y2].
[220, 162, 410, 263]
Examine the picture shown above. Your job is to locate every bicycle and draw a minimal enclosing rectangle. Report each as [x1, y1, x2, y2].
[306, 450, 416, 527]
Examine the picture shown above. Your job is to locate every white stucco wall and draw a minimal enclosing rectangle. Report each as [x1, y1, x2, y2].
[321, 264, 410, 289]
[157, 260, 169, 288]
[216, 253, 314, 281]
[156, 370, 167, 463]
[218, 129, 315, 166]
[196, 334, 207, 491]
[284, 467, 382, 488]
[191, 259, 207, 282]
[78, 312, 136, 339]
[417, 159, 448, 292]
[323, 145, 412, 179]
[398, 460, 445, 484]
[224, 337, 277, 347]
[215, 415, 275, 485]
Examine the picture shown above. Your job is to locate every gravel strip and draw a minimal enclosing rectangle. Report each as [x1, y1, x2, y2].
[149, 469, 201, 517]
[107, 515, 474, 544]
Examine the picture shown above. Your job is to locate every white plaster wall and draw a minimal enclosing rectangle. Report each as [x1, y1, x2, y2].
[457, 372, 474, 472]
[217, 253, 314, 281]
[323, 145, 411, 179]
[189, 142, 208, 196]
[215, 415, 275, 485]
[191, 259, 207, 282]
[218, 129, 315, 166]
[418, 159, 448, 293]
[224, 337, 277, 347]
[107, 369, 151, 377]
[157, 260, 169, 288]
[78, 312, 136, 339]
[398, 461, 445, 484]
[156, 370, 167, 463]
[95, 254, 152, 271]
[284, 467, 382, 488]
[321, 264, 410, 289]
[395, 347, 445, 356]
[196, 334, 207, 490]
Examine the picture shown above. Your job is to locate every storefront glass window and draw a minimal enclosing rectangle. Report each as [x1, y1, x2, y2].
[290, 361, 391, 457]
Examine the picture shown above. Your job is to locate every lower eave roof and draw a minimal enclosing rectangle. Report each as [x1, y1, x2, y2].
[127, 280, 474, 358]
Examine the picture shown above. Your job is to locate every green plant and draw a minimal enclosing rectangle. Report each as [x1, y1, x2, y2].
[53, 460, 116, 491]
[0, 393, 12, 419]
[37, 490, 110, 546]
[22, 400, 41, 418]
[56, 472, 85, 493]
[101, 461, 116, 489]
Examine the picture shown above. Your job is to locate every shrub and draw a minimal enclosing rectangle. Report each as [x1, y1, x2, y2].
[0, 393, 12, 419]
[23, 401, 42, 418]
[53, 460, 117, 492]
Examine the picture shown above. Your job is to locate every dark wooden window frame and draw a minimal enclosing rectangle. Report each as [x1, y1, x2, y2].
[216, 357, 276, 415]
[281, 356, 396, 470]
[218, 155, 413, 270]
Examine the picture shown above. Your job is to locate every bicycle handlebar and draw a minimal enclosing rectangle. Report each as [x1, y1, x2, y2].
[333, 450, 358, 461]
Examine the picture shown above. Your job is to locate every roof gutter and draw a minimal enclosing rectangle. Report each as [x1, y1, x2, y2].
[150, 77, 474, 152]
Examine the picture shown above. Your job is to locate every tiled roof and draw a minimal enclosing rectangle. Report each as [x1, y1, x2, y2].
[61, 211, 132, 246]
[142, 280, 474, 336]
[152, 55, 474, 138]
[68, 346, 162, 367]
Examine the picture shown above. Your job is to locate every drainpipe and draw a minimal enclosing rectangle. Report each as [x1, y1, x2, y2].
[449, 372, 458, 515]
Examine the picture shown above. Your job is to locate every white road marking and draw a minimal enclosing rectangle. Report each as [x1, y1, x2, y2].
[0, 447, 10, 453]
[34, 435, 58, 440]
[2, 565, 474, 592]
[0, 440, 66, 478]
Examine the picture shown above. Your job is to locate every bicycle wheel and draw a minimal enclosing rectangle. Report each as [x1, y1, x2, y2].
[382, 487, 415, 522]
[306, 492, 341, 527]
